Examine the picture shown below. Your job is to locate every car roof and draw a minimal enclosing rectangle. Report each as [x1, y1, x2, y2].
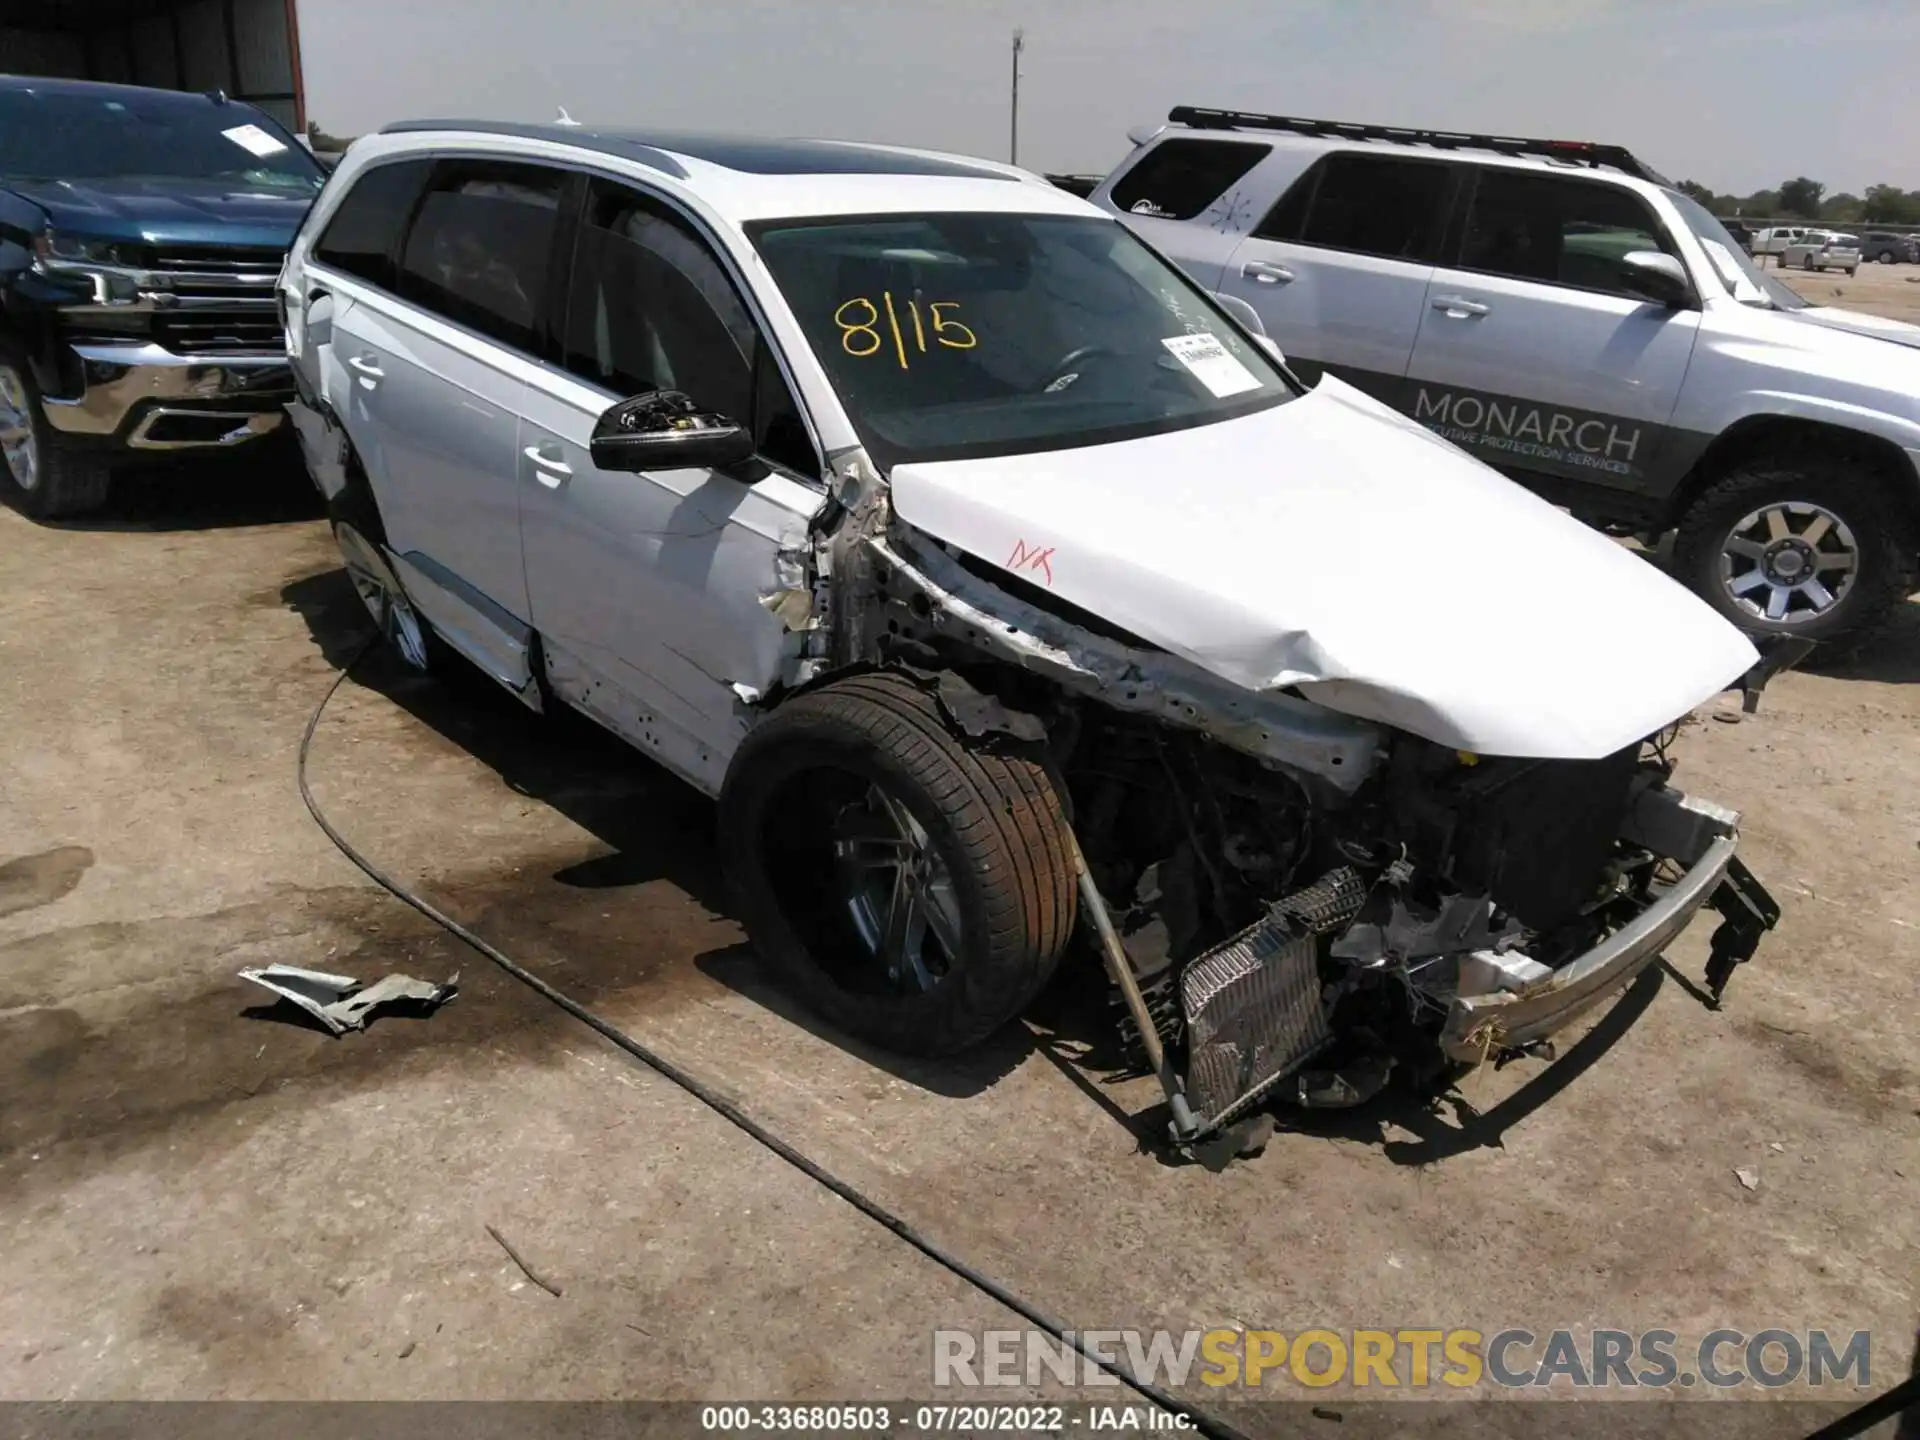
[1151, 123, 1673, 193]
[0, 73, 237, 108]
[372, 120, 1096, 224]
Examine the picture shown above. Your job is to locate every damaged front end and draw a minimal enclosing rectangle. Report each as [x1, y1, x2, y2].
[825, 513, 1779, 1153]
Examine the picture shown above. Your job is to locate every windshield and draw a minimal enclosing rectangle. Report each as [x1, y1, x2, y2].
[0, 87, 322, 191]
[749, 212, 1294, 469]
[1668, 191, 1808, 310]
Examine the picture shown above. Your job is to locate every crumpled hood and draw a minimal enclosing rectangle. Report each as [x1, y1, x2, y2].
[1784, 303, 1920, 349]
[5, 175, 315, 250]
[888, 377, 1758, 759]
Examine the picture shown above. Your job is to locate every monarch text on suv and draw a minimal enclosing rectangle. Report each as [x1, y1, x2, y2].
[281, 120, 1776, 1150]
[1092, 107, 1920, 647]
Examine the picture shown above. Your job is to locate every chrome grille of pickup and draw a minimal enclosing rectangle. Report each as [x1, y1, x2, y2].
[145, 245, 285, 356]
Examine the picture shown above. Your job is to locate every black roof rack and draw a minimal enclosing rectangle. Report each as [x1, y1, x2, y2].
[1165, 106, 1670, 186]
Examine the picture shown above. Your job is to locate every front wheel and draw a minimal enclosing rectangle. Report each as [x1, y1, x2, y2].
[1673, 458, 1916, 647]
[0, 342, 111, 519]
[719, 670, 1078, 1057]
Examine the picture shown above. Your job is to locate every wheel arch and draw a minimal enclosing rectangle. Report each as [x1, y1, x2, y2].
[1663, 413, 1920, 550]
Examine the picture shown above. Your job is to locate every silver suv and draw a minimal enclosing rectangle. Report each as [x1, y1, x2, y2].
[281, 121, 1774, 1144]
[1092, 108, 1920, 647]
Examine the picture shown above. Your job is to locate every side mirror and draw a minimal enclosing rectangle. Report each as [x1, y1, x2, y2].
[589, 389, 755, 473]
[1619, 251, 1691, 308]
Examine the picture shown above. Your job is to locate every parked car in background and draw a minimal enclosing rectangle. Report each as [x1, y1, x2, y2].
[1858, 231, 1918, 264]
[0, 76, 322, 518]
[1088, 107, 1920, 647]
[1781, 231, 1861, 275]
[279, 121, 1775, 1131]
[1718, 218, 1754, 253]
[1749, 224, 1808, 261]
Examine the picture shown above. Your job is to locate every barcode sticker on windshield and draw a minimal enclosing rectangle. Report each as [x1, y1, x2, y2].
[1161, 333, 1261, 398]
[223, 124, 288, 158]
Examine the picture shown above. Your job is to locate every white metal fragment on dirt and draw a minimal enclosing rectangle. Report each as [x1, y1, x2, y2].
[239, 964, 459, 1035]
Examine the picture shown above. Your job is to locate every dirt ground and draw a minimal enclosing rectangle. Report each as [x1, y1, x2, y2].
[1, 275, 1917, 1433]
[1773, 256, 1920, 323]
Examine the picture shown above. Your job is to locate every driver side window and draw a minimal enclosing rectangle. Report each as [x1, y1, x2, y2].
[560, 180, 819, 480]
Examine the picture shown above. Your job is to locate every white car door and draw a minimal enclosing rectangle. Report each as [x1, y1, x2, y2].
[329, 158, 569, 691]
[1211, 151, 1461, 399]
[516, 177, 821, 796]
[1404, 166, 1701, 502]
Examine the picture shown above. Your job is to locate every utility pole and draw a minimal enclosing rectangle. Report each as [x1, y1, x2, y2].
[1010, 28, 1024, 166]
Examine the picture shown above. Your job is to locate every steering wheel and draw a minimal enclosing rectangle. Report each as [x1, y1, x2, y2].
[1041, 345, 1118, 393]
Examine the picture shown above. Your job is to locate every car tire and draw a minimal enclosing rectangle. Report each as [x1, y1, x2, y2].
[718, 669, 1078, 1058]
[1880, 251, 1897, 265]
[1673, 457, 1916, 649]
[0, 340, 112, 520]
[328, 482, 443, 674]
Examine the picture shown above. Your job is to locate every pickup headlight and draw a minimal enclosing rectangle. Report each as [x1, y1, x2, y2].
[33, 231, 141, 267]
[31, 228, 146, 303]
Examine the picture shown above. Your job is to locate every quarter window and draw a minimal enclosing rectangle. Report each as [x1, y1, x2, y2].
[312, 159, 432, 290]
[1256, 152, 1455, 262]
[561, 181, 818, 479]
[1109, 138, 1271, 221]
[1459, 169, 1680, 298]
[397, 160, 565, 353]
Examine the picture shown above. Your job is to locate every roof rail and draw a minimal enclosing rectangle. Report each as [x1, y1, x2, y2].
[1165, 106, 1670, 186]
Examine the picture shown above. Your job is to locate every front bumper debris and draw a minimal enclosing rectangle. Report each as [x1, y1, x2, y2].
[1438, 783, 1776, 1060]
[1438, 835, 1735, 1060]
[41, 341, 291, 450]
[1151, 780, 1777, 1145]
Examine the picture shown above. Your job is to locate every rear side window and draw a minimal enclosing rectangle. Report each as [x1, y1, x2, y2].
[1109, 138, 1270, 221]
[1457, 169, 1678, 298]
[1255, 153, 1454, 262]
[312, 159, 431, 289]
[397, 160, 566, 353]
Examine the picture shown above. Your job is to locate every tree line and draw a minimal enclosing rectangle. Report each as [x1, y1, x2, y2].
[1677, 176, 1920, 228]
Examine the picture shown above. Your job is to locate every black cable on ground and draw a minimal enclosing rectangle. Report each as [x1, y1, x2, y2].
[298, 640, 1253, 1440]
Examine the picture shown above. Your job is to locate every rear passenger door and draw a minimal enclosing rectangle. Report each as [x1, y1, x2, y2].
[334, 157, 567, 690]
[1404, 167, 1701, 502]
[1214, 151, 1460, 395]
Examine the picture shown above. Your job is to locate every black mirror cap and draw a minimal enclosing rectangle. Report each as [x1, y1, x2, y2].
[589, 389, 756, 472]
[1619, 250, 1692, 308]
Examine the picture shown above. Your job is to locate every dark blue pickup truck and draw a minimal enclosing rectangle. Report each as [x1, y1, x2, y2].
[0, 75, 324, 517]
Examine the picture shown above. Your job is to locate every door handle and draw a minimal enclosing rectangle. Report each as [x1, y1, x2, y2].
[1431, 295, 1490, 317]
[523, 443, 572, 488]
[347, 354, 383, 388]
[1241, 260, 1295, 285]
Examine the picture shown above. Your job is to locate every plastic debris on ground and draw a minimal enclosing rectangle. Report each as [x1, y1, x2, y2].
[239, 963, 459, 1034]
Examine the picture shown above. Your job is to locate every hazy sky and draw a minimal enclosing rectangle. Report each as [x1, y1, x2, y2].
[301, 0, 1917, 195]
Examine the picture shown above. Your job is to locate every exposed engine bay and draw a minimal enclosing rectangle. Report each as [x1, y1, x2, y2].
[1062, 714, 1658, 1114]
[833, 517, 1781, 1151]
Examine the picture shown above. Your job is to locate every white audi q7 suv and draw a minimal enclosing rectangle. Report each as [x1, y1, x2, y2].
[280, 121, 1778, 1147]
